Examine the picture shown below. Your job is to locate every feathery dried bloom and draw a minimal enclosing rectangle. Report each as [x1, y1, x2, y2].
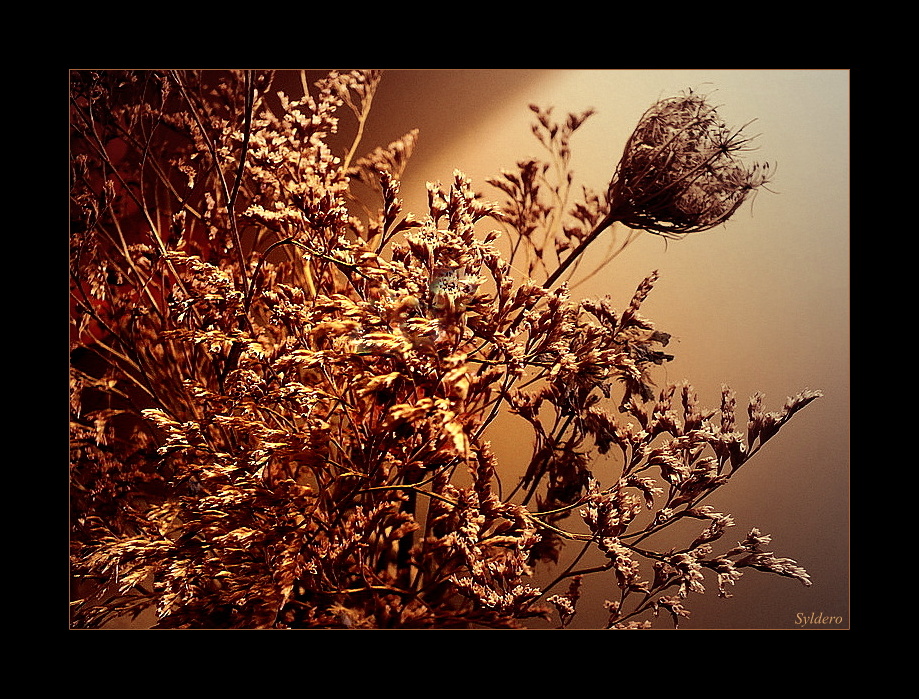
[608, 90, 771, 239]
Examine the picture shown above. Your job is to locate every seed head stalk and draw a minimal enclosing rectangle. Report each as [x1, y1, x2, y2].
[543, 208, 619, 289]
[544, 90, 771, 290]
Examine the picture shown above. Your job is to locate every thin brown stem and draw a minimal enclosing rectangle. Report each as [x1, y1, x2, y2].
[543, 209, 618, 290]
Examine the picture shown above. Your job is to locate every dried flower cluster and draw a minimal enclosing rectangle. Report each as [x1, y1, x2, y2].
[70, 69, 818, 629]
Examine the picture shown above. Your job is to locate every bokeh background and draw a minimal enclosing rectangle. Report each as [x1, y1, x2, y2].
[279, 69, 848, 630]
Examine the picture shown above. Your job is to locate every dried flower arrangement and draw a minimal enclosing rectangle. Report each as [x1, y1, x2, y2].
[69, 69, 821, 629]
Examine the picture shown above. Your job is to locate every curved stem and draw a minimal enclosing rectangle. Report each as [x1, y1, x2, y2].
[533, 538, 598, 603]
[228, 70, 255, 213]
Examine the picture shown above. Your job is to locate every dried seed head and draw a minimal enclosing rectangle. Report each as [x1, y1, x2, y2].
[608, 91, 771, 238]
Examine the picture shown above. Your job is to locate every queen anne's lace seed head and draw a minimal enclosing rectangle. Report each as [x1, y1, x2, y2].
[608, 91, 771, 239]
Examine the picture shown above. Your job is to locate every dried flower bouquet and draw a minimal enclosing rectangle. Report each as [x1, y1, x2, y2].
[70, 69, 820, 629]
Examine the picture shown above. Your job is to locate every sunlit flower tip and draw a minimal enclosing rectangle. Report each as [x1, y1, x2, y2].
[608, 90, 772, 239]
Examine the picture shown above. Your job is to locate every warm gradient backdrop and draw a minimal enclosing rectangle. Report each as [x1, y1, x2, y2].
[284, 69, 850, 629]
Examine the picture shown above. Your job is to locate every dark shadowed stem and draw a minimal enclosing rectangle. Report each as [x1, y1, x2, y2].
[502, 207, 622, 343]
[515, 413, 574, 506]
[534, 538, 601, 603]
[228, 70, 255, 214]
[542, 209, 619, 290]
